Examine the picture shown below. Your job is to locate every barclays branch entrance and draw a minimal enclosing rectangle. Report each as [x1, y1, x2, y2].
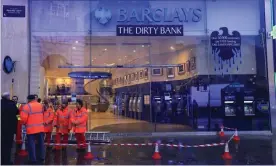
[30, 0, 271, 132]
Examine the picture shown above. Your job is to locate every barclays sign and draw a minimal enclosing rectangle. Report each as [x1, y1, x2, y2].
[94, 7, 202, 25]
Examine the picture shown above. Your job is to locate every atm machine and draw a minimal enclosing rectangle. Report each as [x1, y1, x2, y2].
[221, 84, 244, 129]
[174, 94, 185, 124]
[132, 95, 138, 119]
[120, 93, 125, 116]
[136, 94, 144, 120]
[243, 89, 255, 130]
[244, 90, 255, 116]
[123, 94, 130, 117]
[163, 92, 173, 123]
[152, 95, 164, 122]
[128, 95, 134, 118]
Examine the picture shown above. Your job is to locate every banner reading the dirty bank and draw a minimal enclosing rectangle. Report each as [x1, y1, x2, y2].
[116, 25, 183, 36]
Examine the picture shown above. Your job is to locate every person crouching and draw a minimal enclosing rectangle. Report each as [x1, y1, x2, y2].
[70, 99, 88, 151]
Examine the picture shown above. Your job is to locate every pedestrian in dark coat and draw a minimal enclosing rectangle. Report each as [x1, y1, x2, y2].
[1, 92, 19, 165]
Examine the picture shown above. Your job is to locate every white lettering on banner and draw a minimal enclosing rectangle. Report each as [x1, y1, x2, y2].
[160, 27, 182, 35]
[117, 25, 183, 36]
[118, 26, 133, 35]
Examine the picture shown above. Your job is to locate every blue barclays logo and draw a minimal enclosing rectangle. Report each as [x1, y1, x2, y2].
[94, 7, 112, 25]
[94, 7, 202, 25]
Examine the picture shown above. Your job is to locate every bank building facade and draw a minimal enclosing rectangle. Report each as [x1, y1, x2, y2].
[1, 0, 276, 133]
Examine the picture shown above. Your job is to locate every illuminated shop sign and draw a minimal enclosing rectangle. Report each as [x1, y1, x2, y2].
[95, 7, 202, 25]
[95, 7, 202, 36]
[116, 8, 202, 23]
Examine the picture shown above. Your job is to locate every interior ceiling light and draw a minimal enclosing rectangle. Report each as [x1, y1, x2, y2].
[104, 48, 107, 51]
[75, 41, 79, 43]
[142, 45, 144, 47]
[170, 46, 175, 50]
[72, 46, 76, 50]
[133, 50, 136, 53]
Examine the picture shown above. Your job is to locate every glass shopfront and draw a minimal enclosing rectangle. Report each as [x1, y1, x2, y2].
[30, 0, 271, 132]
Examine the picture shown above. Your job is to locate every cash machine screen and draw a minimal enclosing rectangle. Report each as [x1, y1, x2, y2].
[154, 97, 161, 103]
[244, 100, 255, 116]
[164, 93, 171, 101]
[224, 95, 236, 116]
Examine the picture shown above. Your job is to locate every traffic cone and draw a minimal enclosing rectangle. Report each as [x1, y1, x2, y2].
[152, 143, 161, 160]
[18, 141, 28, 156]
[84, 143, 94, 160]
[219, 126, 225, 137]
[222, 143, 232, 160]
[233, 129, 240, 142]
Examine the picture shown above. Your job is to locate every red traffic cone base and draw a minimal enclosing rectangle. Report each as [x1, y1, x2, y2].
[152, 143, 162, 160]
[222, 152, 232, 160]
[233, 135, 240, 142]
[84, 144, 94, 160]
[222, 143, 232, 160]
[84, 152, 94, 160]
[152, 152, 161, 160]
[18, 141, 28, 157]
[219, 131, 225, 137]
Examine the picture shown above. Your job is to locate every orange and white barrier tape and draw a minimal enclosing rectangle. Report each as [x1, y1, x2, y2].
[44, 142, 226, 148]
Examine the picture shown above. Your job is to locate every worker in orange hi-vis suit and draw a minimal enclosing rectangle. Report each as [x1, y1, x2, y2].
[70, 99, 88, 150]
[43, 100, 55, 145]
[20, 95, 45, 164]
[53, 100, 71, 150]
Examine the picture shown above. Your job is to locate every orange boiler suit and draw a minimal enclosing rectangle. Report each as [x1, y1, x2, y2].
[53, 107, 71, 149]
[43, 107, 55, 144]
[70, 107, 88, 149]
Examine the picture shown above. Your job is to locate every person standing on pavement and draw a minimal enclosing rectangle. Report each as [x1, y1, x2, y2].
[1, 92, 18, 165]
[53, 100, 71, 150]
[43, 99, 55, 145]
[20, 95, 45, 164]
[70, 99, 88, 150]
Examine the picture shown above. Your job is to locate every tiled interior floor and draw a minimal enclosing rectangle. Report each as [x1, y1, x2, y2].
[87, 111, 193, 132]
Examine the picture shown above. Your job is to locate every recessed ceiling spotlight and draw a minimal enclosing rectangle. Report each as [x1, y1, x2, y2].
[72, 47, 76, 50]
[75, 41, 79, 44]
[170, 46, 175, 50]
[142, 45, 144, 47]
[133, 50, 136, 53]
[104, 48, 107, 51]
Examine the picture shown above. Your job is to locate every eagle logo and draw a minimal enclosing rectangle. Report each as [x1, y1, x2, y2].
[94, 7, 112, 25]
[210, 27, 242, 74]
